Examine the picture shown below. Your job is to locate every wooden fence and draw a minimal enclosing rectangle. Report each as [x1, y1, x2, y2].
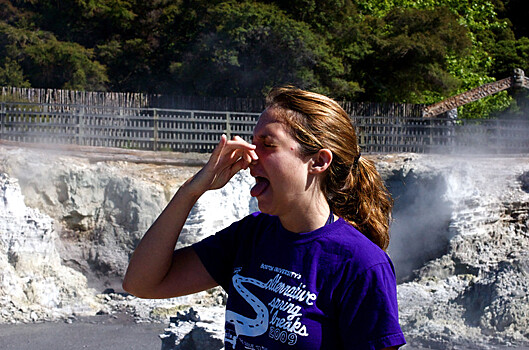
[0, 102, 259, 152]
[0, 86, 265, 112]
[1, 86, 423, 114]
[1, 101, 528, 154]
[352, 115, 529, 153]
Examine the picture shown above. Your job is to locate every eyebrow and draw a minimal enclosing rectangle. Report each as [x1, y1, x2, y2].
[252, 134, 273, 142]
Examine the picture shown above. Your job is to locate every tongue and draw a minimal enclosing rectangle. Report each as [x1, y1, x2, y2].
[250, 179, 269, 197]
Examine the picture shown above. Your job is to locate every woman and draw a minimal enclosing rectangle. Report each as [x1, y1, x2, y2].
[123, 86, 406, 349]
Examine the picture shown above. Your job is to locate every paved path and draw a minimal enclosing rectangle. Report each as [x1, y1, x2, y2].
[0, 314, 163, 350]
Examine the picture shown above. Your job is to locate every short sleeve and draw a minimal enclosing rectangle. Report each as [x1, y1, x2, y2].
[192, 220, 241, 291]
[338, 261, 406, 350]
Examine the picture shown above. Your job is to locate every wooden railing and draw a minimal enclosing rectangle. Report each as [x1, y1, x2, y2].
[352, 115, 529, 154]
[1, 101, 528, 154]
[0, 102, 259, 152]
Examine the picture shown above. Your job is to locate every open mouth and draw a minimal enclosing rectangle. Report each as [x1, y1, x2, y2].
[250, 176, 270, 197]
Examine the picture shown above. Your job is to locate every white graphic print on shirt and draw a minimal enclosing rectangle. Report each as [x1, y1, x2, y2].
[224, 264, 317, 349]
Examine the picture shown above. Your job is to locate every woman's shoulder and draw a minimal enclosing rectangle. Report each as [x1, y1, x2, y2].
[320, 219, 393, 270]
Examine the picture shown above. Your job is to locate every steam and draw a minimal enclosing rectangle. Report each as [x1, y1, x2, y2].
[386, 156, 488, 282]
[387, 168, 453, 282]
[435, 110, 529, 155]
[386, 106, 529, 282]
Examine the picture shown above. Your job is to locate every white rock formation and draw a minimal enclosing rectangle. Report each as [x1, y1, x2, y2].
[0, 147, 188, 291]
[0, 173, 99, 323]
[381, 155, 529, 349]
[0, 144, 253, 329]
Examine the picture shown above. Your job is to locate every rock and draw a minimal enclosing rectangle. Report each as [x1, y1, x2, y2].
[0, 146, 256, 293]
[160, 307, 225, 350]
[388, 155, 529, 348]
[1, 145, 529, 349]
[0, 173, 100, 323]
[519, 171, 529, 193]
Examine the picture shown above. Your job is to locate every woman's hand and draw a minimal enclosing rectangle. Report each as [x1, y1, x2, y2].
[188, 135, 258, 194]
[122, 134, 257, 298]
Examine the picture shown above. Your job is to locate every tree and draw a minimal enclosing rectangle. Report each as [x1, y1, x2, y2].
[265, 0, 358, 33]
[169, 1, 359, 98]
[355, 7, 471, 102]
[0, 22, 108, 90]
[0, 57, 30, 87]
[0, 0, 526, 117]
[497, 0, 529, 39]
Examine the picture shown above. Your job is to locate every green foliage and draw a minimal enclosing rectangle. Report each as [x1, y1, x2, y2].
[0, 57, 30, 87]
[170, 1, 358, 98]
[494, 0, 529, 39]
[0, 0, 527, 118]
[264, 0, 357, 33]
[24, 35, 108, 90]
[491, 37, 529, 78]
[355, 0, 527, 117]
[0, 21, 108, 90]
[449, 48, 512, 119]
[354, 7, 471, 102]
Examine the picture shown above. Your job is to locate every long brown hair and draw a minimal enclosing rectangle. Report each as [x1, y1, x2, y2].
[265, 86, 393, 251]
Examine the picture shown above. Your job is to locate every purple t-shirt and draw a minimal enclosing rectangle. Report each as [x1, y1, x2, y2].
[193, 212, 406, 350]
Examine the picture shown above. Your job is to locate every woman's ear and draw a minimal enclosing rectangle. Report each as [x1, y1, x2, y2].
[308, 149, 333, 174]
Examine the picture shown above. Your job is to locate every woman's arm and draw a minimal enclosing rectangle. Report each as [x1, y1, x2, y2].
[122, 135, 257, 298]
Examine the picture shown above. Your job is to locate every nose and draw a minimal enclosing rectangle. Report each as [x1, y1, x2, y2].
[248, 158, 258, 169]
[248, 153, 260, 172]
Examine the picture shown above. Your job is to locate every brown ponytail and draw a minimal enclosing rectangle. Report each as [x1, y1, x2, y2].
[265, 86, 393, 251]
[334, 155, 393, 251]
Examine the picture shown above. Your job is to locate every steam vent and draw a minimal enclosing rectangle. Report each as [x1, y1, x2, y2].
[1, 143, 529, 349]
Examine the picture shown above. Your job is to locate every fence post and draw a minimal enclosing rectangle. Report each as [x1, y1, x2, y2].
[0, 102, 5, 139]
[226, 112, 231, 139]
[77, 105, 84, 146]
[429, 118, 433, 148]
[153, 108, 158, 151]
[119, 107, 124, 149]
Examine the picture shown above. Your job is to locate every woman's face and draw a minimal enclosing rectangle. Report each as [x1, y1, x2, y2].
[249, 108, 315, 217]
